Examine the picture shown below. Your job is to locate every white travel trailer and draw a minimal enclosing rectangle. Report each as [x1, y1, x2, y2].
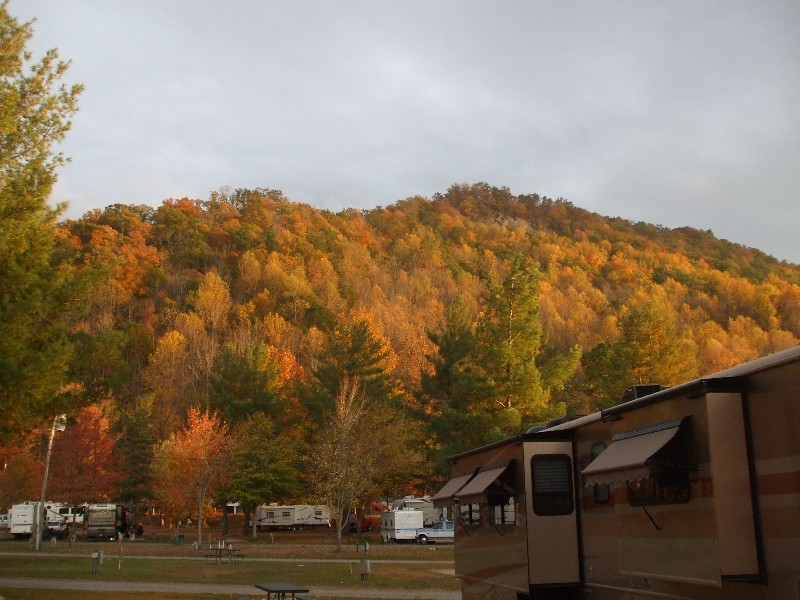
[8, 503, 34, 538]
[57, 504, 85, 525]
[8, 502, 66, 538]
[254, 504, 331, 530]
[380, 508, 424, 543]
[391, 495, 445, 526]
[434, 346, 800, 600]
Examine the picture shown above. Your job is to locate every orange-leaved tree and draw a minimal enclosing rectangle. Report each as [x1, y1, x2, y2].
[48, 404, 120, 504]
[152, 407, 230, 544]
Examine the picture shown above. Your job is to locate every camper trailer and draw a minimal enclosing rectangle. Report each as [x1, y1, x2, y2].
[380, 508, 424, 543]
[8, 502, 37, 538]
[57, 504, 85, 525]
[84, 503, 126, 539]
[434, 345, 800, 600]
[391, 495, 445, 526]
[8, 502, 66, 539]
[254, 504, 331, 530]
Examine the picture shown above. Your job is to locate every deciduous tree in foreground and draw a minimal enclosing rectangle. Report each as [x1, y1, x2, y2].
[152, 407, 230, 544]
[312, 376, 424, 551]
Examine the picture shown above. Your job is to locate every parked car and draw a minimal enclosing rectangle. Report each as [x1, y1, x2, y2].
[416, 520, 454, 544]
[44, 520, 68, 540]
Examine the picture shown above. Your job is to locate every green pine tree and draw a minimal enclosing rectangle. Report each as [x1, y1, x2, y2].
[209, 343, 287, 424]
[223, 412, 299, 538]
[310, 317, 399, 418]
[583, 300, 699, 408]
[115, 399, 156, 510]
[469, 256, 579, 432]
[419, 298, 486, 468]
[0, 3, 83, 441]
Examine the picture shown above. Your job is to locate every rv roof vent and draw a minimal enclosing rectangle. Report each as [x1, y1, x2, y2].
[545, 414, 584, 428]
[622, 384, 663, 403]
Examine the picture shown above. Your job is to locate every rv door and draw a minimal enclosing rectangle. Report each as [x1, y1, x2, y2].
[523, 436, 581, 587]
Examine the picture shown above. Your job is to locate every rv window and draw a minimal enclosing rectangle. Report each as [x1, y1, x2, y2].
[590, 442, 611, 504]
[531, 454, 574, 516]
[459, 503, 480, 525]
[490, 497, 517, 526]
[627, 471, 690, 506]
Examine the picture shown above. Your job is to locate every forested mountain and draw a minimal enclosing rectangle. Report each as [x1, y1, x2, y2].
[4, 181, 800, 515]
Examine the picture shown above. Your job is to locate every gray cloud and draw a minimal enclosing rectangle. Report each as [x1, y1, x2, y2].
[16, 0, 800, 263]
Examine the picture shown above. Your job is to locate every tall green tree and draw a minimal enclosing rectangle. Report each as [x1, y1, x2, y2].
[583, 300, 699, 408]
[419, 298, 485, 469]
[469, 257, 580, 432]
[114, 398, 156, 517]
[222, 412, 298, 538]
[209, 343, 286, 424]
[0, 3, 83, 441]
[310, 315, 399, 418]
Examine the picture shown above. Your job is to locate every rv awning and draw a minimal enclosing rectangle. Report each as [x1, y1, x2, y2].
[431, 472, 474, 507]
[581, 420, 685, 487]
[454, 461, 512, 505]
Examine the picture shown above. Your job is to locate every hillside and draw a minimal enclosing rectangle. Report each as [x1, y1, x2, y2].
[3, 182, 799, 506]
[52, 182, 795, 412]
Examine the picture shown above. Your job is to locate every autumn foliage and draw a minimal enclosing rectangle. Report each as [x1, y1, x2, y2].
[152, 408, 229, 541]
[3, 183, 800, 513]
[48, 405, 119, 503]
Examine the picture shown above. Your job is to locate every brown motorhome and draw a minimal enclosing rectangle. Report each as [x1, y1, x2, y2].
[434, 345, 800, 600]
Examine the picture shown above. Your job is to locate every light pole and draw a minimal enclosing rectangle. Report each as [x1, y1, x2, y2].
[33, 414, 66, 551]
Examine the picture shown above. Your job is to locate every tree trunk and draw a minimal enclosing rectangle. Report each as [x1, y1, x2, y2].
[197, 489, 205, 546]
[335, 507, 345, 552]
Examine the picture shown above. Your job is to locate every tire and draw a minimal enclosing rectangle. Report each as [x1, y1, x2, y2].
[418, 535, 428, 545]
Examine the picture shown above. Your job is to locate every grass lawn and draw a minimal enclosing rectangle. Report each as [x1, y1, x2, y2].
[0, 591, 229, 600]
[0, 535, 458, 599]
[0, 592, 365, 600]
[0, 553, 456, 589]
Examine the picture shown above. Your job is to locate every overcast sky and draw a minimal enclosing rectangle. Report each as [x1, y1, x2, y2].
[15, 1, 800, 264]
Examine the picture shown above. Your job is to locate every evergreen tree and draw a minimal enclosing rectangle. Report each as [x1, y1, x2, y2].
[209, 343, 286, 424]
[420, 298, 486, 468]
[420, 298, 476, 412]
[583, 300, 699, 408]
[0, 3, 83, 441]
[115, 399, 156, 511]
[469, 256, 579, 431]
[222, 412, 299, 538]
[310, 316, 399, 418]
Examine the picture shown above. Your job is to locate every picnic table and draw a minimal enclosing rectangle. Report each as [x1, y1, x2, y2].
[205, 538, 244, 564]
[255, 582, 310, 600]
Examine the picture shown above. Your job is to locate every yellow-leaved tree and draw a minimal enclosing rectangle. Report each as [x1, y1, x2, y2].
[152, 407, 230, 545]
